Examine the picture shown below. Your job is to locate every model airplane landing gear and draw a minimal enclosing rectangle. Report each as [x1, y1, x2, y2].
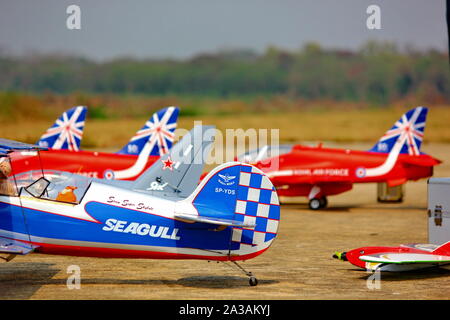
[225, 260, 258, 286]
[0, 253, 16, 262]
[309, 197, 327, 210]
[377, 183, 404, 203]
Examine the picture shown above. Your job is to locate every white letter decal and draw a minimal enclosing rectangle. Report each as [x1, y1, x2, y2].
[66, 265, 81, 290]
[366, 269, 381, 290]
[66, 5, 81, 30]
[102, 219, 117, 231]
[366, 5, 381, 30]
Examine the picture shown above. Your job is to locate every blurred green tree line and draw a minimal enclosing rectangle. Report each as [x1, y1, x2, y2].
[0, 41, 448, 105]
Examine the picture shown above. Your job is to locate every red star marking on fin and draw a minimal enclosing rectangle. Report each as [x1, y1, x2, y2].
[161, 157, 174, 171]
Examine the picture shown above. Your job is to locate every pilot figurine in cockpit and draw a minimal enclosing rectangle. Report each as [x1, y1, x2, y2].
[56, 186, 78, 203]
[0, 159, 16, 196]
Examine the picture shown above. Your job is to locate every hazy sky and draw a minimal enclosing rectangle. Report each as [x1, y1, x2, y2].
[0, 0, 447, 61]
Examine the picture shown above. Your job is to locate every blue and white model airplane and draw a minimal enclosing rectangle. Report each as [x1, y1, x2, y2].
[0, 127, 280, 286]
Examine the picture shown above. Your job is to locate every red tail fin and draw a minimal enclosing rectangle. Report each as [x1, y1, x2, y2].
[433, 241, 450, 255]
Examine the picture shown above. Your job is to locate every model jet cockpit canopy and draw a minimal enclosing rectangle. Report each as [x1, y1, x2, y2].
[237, 144, 293, 164]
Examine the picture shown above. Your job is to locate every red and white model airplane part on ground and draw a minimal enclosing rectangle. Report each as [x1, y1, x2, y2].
[14, 106, 180, 180]
[333, 242, 450, 272]
[238, 107, 441, 210]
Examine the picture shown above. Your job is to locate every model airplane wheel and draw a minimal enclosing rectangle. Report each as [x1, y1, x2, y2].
[309, 198, 322, 210]
[319, 197, 328, 208]
[249, 276, 258, 286]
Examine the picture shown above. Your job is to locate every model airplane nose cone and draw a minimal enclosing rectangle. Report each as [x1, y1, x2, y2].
[333, 251, 347, 261]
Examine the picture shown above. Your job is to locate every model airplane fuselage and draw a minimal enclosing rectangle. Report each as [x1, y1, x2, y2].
[11, 148, 159, 180]
[264, 144, 438, 195]
[0, 132, 280, 286]
[0, 162, 279, 264]
[333, 242, 450, 272]
[239, 107, 440, 209]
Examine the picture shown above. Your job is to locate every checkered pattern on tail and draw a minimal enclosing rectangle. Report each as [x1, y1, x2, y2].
[231, 165, 280, 248]
[189, 162, 280, 254]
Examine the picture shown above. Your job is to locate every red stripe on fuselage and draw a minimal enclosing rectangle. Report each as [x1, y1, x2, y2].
[28, 240, 267, 261]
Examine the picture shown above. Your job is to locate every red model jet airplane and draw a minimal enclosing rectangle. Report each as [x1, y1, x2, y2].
[238, 107, 441, 209]
[11, 106, 180, 180]
[333, 242, 450, 272]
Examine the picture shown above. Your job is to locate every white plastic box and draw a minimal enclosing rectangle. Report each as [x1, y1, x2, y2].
[428, 178, 450, 244]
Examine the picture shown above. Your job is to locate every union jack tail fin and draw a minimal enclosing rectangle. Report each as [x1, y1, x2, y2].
[37, 106, 87, 151]
[181, 162, 280, 259]
[369, 106, 428, 156]
[117, 106, 179, 156]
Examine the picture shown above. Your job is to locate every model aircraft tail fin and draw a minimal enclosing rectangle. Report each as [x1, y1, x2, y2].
[369, 106, 428, 156]
[117, 106, 179, 156]
[183, 162, 280, 254]
[433, 241, 450, 255]
[37, 106, 87, 151]
[131, 125, 215, 198]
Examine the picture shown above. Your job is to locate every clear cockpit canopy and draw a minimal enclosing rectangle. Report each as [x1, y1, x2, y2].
[0, 140, 91, 204]
[237, 144, 293, 163]
[15, 169, 91, 204]
[236, 144, 292, 172]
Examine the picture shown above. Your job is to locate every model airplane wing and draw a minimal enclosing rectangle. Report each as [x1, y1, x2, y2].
[0, 237, 36, 255]
[360, 253, 450, 264]
[131, 125, 215, 198]
[174, 213, 256, 228]
[0, 138, 47, 152]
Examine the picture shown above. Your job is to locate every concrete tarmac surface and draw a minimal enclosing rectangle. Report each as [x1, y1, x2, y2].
[1, 143, 450, 300]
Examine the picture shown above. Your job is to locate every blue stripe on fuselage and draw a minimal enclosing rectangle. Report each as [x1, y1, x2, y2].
[0, 200, 232, 251]
[0, 201, 29, 236]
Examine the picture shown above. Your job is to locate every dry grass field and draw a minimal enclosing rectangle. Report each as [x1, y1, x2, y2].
[0, 106, 449, 148]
